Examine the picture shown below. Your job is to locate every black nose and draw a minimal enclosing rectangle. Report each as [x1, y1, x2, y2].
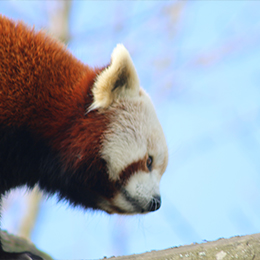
[148, 195, 161, 212]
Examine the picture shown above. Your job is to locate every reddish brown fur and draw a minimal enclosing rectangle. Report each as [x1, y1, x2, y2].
[0, 15, 109, 169]
[0, 15, 151, 196]
[118, 155, 149, 186]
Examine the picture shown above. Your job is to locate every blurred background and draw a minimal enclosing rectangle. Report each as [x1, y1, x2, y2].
[1, 1, 260, 259]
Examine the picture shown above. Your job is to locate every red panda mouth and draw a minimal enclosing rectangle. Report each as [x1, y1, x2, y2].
[120, 188, 146, 213]
[121, 188, 161, 213]
[98, 189, 161, 215]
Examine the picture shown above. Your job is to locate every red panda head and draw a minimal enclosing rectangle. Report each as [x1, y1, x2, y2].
[53, 45, 168, 215]
[83, 45, 168, 214]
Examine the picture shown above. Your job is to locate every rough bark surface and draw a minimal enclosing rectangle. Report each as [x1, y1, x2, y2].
[2, 230, 260, 260]
[107, 233, 260, 260]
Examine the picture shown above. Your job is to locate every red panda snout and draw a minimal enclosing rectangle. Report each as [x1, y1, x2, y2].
[94, 167, 162, 214]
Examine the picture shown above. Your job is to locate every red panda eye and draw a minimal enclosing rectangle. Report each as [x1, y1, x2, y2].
[146, 155, 153, 171]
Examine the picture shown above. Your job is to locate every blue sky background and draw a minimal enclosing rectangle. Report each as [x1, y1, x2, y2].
[1, 1, 260, 259]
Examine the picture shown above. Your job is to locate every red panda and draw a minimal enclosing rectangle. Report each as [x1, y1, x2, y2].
[0, 15, 168, 259]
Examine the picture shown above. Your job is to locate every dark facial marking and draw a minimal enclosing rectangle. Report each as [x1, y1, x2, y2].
[118, 156, 148, 186]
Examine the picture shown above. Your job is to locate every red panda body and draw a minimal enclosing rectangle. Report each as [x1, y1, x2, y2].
[0, 16, 110, 199]
[0, 15, 168, 259]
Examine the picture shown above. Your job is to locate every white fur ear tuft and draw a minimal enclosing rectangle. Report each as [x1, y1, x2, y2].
[89, 44, 140, 111]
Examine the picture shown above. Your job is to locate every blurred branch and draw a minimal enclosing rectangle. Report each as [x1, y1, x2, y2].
[162, 1, 186, 39]
[2, 230, 53, 260]
[191, 31, 260, 68]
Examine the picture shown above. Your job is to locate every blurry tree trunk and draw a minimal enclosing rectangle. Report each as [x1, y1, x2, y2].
[48, 0, 72, 43]
[17, 187, 42, 239]
[17, 0, 72, 240]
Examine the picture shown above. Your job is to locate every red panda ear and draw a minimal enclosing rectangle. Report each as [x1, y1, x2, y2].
[88, 44, 140, 111]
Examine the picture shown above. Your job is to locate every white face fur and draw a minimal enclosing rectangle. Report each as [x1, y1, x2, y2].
[91, 44, 168, 214]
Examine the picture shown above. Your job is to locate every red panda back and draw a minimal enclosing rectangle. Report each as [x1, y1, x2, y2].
[0, 15, 97, 129]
